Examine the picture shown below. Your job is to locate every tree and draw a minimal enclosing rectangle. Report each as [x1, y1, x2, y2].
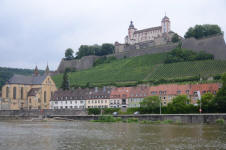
[61, 70, 70, 90]
[171, 33, 180, 43]
[65, 48, 74, 60]
[75, 43, 115, 59]
[167, 95, 193, 114]
[198, 93, 215, 113]
[184, 24, 223, 39]
[213, 73, 226, 112]
[140, 96, 161, 113]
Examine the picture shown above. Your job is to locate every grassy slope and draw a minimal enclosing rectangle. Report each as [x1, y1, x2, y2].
[52, 53, 226, 88]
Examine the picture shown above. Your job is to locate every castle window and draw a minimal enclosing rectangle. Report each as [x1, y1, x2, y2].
[21, 87, 23, 99]
[13, 87, 16, 99]
[6, 87, 9, 98]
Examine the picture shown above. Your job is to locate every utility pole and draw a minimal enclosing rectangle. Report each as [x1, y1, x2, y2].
[197, 91, 201, 114]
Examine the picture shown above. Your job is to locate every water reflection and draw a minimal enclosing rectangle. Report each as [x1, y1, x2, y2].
[0, 121, 225, 150]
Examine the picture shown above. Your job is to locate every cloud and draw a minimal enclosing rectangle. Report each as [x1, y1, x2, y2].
[0, 0, 225, 70]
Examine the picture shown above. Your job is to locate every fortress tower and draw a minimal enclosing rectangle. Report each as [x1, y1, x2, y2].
[161, 15, 171, 33]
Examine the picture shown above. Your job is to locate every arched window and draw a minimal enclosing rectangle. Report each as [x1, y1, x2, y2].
[44, 91, 47, 103]
[6, 87, 9, 98]
[13, 87, 16, 99]
[21, 87, 23, 99]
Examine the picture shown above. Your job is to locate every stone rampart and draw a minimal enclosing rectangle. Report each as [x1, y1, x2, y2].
[57, 55, 100, 73]
[56, 35, 226, 73]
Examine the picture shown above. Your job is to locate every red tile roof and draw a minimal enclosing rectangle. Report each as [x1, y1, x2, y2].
[190, 83, 220, 94]
[129, 86, 149, 98]
[110, 87, 131, 99]
[149, 84, 191, 95]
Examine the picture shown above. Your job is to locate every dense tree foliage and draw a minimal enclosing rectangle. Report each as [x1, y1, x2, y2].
[213, 73, 226, 112]
[61, 70, 70, 90]
[0, 67, 44, 91]
[75, 43, 114, 59]
[166, 95, 196, 114]
[171, 33, 180, 43]
[165, 48, 214, 63]
[184, 24, 223, 39]
[140, 96, 161, 113]
[65, 48, 74, 60]
[198, 93, 215, 113]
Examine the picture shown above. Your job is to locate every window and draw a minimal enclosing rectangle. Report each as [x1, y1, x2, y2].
[186, 90, 190, 94]
[29, 98, 31, 103]
[21, 87, 23, 99]
[80, 101, 83, 104]
[38, 99, 41, 103]
[13, 87, 16, 99]
[6, 87, 9, 98]
[55, 101, 58, 104]
[44, 91, 47, 103]
[70, 101, 72, 104]
[177, 90, 181, 95]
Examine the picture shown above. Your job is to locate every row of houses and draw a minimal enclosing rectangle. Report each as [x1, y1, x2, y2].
[50, 83, 220, 110]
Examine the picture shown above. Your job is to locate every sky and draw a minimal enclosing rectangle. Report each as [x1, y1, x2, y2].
[0, 0, 226, 70]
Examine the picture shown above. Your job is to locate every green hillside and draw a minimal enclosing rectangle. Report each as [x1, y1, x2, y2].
[52, 53, 226, 88]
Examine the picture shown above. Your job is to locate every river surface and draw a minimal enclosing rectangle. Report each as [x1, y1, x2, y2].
[0, 121, 226, 150]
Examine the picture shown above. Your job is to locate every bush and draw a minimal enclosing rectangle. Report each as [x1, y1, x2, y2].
[103, 108, 120, 114]
[92, 116, 121, 122]
[164, 48, 214, 64]
[88, 108, 101, 115]
[171, 33, 180, 43]
[126, 118, 139, 123]
[216, 119, 224, 125]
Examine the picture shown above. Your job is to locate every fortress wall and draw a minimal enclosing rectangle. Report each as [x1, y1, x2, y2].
[57, 55, 100, 73]
[181, 35, 226, 60]
[56, 35, 226, 73]
[112, 43, 178, 59]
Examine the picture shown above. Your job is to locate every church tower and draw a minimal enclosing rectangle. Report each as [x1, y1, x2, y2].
[161, 15, 170, 33]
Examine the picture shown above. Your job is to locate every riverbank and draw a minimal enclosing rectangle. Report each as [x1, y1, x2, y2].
[1, 113, 226, 124]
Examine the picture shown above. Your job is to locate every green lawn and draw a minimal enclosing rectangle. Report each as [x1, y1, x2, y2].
[52, 53, 226, 88]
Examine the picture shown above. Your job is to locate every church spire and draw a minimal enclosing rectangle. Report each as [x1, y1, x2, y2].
[34, 66, 39, 76]
[45, 64, 50, 75]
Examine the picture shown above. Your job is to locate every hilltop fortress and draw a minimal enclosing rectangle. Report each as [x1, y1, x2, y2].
[57, 16, 226, 73]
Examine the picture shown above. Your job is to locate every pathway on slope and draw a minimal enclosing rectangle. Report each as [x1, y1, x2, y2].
[143, 64, 161, 81]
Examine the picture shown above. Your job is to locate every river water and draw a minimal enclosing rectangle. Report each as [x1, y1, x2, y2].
[0, 121, 226, 150]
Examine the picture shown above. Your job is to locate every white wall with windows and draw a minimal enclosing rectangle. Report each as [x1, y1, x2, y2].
[50, 99, 85, 109]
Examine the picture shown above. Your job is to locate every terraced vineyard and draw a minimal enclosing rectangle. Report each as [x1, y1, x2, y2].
[52, 53, 226, 88]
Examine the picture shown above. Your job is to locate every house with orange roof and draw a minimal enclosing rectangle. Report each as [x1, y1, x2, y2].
[190, 83, 220, 104]
[109, 87, 130, 108]
[149, 83, 221, 106]
[128, 86, 149, 108]
[149, 84, 192, 106]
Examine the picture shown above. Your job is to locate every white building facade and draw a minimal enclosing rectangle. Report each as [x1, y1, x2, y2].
[125, 15, 171, 45]
[50, 89, 87, 109]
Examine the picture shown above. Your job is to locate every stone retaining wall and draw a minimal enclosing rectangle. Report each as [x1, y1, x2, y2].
[50, 114, 226, 124]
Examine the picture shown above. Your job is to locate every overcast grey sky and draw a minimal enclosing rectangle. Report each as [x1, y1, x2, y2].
[0, 0, 226, 70]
